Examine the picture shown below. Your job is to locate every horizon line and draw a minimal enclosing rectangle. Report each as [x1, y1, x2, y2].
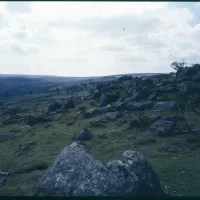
[0, 72, 168, 78]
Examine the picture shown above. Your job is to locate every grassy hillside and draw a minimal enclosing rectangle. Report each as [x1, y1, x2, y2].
[0, 68, 200, 196]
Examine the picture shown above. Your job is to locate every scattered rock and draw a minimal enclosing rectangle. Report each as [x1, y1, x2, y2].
[48, 111, 56, 117]
[100, 94, 108, 107]
[131, 92, 148, 101]
[130, 115, 144, 128]
[130, 114, 154, 128]
[124, 96, 136, 104]
[76, 110, 84, 118]
[78, 108, 102, 119]
[118, 75, 133, 81]
[149, 118, 174, 136]
[104, 112, 119, 121]
[140, 101, 155, 110]
[24, 114, 49, 126]
[127, 86, 136, 96]
[120, 113, 129, 123]
[102, 104, 115, 113]
[17, 140, 37, 154]
[114, 102, 125, 110]
[89, 100, 97, 106]
[156, 86, 173, 93]
[0, 171, 9, 187]
[180, 171, 186, 174]
[177, 83, 188, 92]
[152, 101, 176, 111]
[36, 142, 164, 196]
[88, 120, 106, 127]
[158, 143, 178, 152]
[72, 128, 93, 141]
[93, 90, 101, 98]
[0, 171, 9, 176]
[48, 101, 62, 112]
[193, 71, 200, 81]
[148, 94, 157, 101]
[106, 92, 120, 103]
[60, 99, 75, 110]
[67, 121, 76, 126]
[124, 102, 142, 111]
[177, 65, 200, 79]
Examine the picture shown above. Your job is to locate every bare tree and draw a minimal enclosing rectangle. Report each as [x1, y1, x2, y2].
[170, 60, 186, 71]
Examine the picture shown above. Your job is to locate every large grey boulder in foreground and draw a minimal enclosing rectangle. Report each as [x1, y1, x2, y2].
[36, 142, 164, 196]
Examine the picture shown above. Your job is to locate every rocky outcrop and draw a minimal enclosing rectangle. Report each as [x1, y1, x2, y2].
[152, 101, 176, 111]
[36, 142, 164, 196]
[192, 71, 200, 81]
[177, 83, 188, 93]
[77, 108, 102, 119]
[72, 128, 93, 141]
[124, 102, 142, 111]
[156, 86, 173, 93]
[0, 171, 9, 187]
[115, 102, 125, 110]
[148, 94, 157, 101]
[158, 143, 178, 152]
[149, 116, 188, 136]
[131, 92, 148, 101]
[102, 104, 115, 113]
[17, 140, 37, 154]
[129, 114, 157, 128]
[140, 101, 155, 110]
[104, 112, 119, 121]
[24, 114, 49, 126]
[118, 75, 133, 81]
[100, 94, 108, 107]
[149, 117, 174, 136]
[48, 101, 62, 112]
[60, 99, 75, 110]
[177, 64, 200, 80]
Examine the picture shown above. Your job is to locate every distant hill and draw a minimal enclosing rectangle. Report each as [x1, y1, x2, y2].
[0, 72, 162, 97]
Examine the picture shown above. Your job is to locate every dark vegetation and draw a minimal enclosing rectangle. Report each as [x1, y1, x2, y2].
[1, 63, 200, 196]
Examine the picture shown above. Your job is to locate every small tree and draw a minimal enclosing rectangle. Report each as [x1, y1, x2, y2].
[170, 60, 191, 132]
[170, 60, 186, 71]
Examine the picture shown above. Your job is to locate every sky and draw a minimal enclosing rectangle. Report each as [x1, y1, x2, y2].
[0, 1, 200, 77]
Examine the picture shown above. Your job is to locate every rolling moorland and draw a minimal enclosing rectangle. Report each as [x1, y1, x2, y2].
[1, 63, 200, 196]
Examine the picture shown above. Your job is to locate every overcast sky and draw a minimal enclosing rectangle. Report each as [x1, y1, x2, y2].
[0, 2, 200, 76]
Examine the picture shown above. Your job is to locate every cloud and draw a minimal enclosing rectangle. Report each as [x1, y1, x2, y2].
[119, 56, 148, 63]
[0, 40, 27, 54]
[6, 2, 31, 13]
[51, 57, 88, 63]
[13, 29, 30, 40]
[25, 44, 42, 54]
[0, 2, 200, 76]
[0, 40, 42, 55]
[100, 45, 126, 52]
